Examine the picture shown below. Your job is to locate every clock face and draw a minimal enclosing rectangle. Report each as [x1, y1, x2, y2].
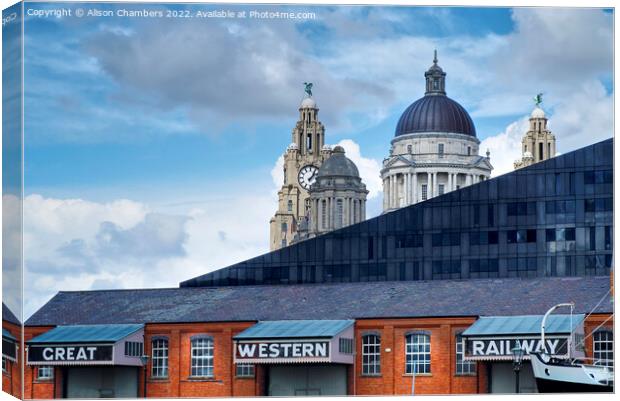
[298, 165, 319, 190]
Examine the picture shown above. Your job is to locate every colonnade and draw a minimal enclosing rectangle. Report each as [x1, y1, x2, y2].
[383, 171, 487, 210]
[311, 196, 366, 232]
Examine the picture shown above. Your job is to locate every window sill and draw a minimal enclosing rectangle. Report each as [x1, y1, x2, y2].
[402, 373, 432, 377]
[184, 377, 218, 382]
[148, 378, 170, 383]
[360, 374, 382, 378]
[34, 379, 54, 384]
[235, 376, 255, 380]
[454, 373, 477, 377]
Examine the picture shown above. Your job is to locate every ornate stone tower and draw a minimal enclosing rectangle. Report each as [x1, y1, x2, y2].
[514, 96, 556, 169]
[269, 86, 332, 250]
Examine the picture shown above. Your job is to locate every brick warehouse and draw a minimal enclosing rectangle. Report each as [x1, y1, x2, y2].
[8, 139, 615, 398]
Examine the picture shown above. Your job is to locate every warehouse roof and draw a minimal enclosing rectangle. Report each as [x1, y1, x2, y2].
[3, 303, 20, 325]
[26, 276, 612, 326]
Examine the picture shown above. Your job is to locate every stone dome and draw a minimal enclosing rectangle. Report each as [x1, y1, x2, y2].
[300, 97, 316, 109]
[531, 107, 545, 119]
[316, 146, 360, 178]
[395, 95, 476, 137]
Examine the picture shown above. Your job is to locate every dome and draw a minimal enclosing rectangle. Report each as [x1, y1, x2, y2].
[531, 107, 545, 119]
[395, 95, 476, 137]
[300, 97, 316, 109]
[316, 146, 360, 178]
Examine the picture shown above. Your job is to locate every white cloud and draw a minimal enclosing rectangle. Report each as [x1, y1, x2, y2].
[22, 192, 274, 318]
[480, 116, 529, 178]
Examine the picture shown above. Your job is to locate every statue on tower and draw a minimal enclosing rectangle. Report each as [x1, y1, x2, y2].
[533, 93, 543, 107]
[303, 82, 313, 97]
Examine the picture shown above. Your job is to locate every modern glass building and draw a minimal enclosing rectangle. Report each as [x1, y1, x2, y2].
[181, 138, 613, 288]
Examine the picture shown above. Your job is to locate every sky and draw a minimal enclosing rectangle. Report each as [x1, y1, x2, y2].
[10, 3, 614, 317]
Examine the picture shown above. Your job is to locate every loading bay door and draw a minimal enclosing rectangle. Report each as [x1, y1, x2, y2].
[268, 364, 347, 396]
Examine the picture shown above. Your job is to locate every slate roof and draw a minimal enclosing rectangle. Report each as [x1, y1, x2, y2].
[2, 302, 20, 325]
[462, 314, 585, 336]
[235, 320, 354, 340]
[25, 276, 611, 327]
[28, 324, 143, 344]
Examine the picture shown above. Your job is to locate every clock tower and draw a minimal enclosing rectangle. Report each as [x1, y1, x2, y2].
[269, 88, 331, 250]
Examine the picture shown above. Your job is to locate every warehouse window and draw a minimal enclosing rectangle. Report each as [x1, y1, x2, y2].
[152, 338, 169, 378]
[405, 333, 430, 374]
[455, 335, 476, 375]
[339, 338, 353, 354]
[37, 366, 54, 380]
[236, 363, 255, 378]
[593, 330, 613, 367]
[124, 341, 144, 357]
[361, 334, 381, 375]
[191, 336, 214, 377]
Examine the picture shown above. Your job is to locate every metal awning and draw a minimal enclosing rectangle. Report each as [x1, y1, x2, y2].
[2, 328, 16, 342]
[27, 324, 144, 366]
[234, 320, 354, 340]
[463, 314, 585, 337]
[28, 324, 143, 344]
[462, 314, 585, 361]
[234, 320, 355, 364]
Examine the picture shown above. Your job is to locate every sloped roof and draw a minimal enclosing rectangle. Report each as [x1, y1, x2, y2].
[235, 320, 353, 340]
[26, 276, 611, 326]
[463, 314, 585, 336]
[28, 324, 143, 344]
[2, 302, 20, 325]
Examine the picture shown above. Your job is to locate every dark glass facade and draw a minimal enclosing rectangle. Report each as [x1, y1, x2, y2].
[181, 139, 613, 288]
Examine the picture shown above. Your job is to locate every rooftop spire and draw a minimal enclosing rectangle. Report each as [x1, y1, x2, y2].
[425, 50, 446, 96]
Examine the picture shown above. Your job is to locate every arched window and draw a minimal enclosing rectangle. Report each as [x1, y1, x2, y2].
[190, 336, 214, 377]
[287, 200, 293, 212]
[362, 334, 381, 375]
[593, 330, 613, 367]
[152, 337, 169, 378]
[405, 333, 430, 374]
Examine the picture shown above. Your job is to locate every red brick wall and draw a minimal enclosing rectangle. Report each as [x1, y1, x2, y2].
[22, 313, 614, 398]
[2, 321, 22, 399]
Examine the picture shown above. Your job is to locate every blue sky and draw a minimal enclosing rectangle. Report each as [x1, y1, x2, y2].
[16, 3, 614, 316]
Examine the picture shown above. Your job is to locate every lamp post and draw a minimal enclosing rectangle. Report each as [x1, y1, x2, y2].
[140, 355, 150, 398]
[511, 343, 524, 394]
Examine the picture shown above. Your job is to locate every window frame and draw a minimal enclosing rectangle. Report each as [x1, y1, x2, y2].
[190, 335, 215, 378]
[37, 366, 54, 381]
[235, 363, 255, 378]
[405, 332, 431, 375]
[455, 334, 476, 375]
[151, 337, 169, 379]
[593, 329, 613, 367]
[361, 333, 381, 376]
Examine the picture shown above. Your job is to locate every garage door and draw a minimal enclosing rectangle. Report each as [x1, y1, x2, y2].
[268, 364, 347, 396]
[490, 362, 537, 394]
[66, 366, 139, 398]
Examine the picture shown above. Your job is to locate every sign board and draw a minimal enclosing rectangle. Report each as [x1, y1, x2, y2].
[28, 344, 113, 365]
[464, 336, 571, 361]
[2, 338, 17, 362]
[235, 341, 330, 363]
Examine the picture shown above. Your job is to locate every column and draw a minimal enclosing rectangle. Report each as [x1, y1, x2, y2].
[383, 178, 388, 210]
[433, 172, 438, 197]
[448, 172, 452, 193]
[405, 173, 409, 205]
[426, 172, 431, 200]
[412, 173, 417, 204]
